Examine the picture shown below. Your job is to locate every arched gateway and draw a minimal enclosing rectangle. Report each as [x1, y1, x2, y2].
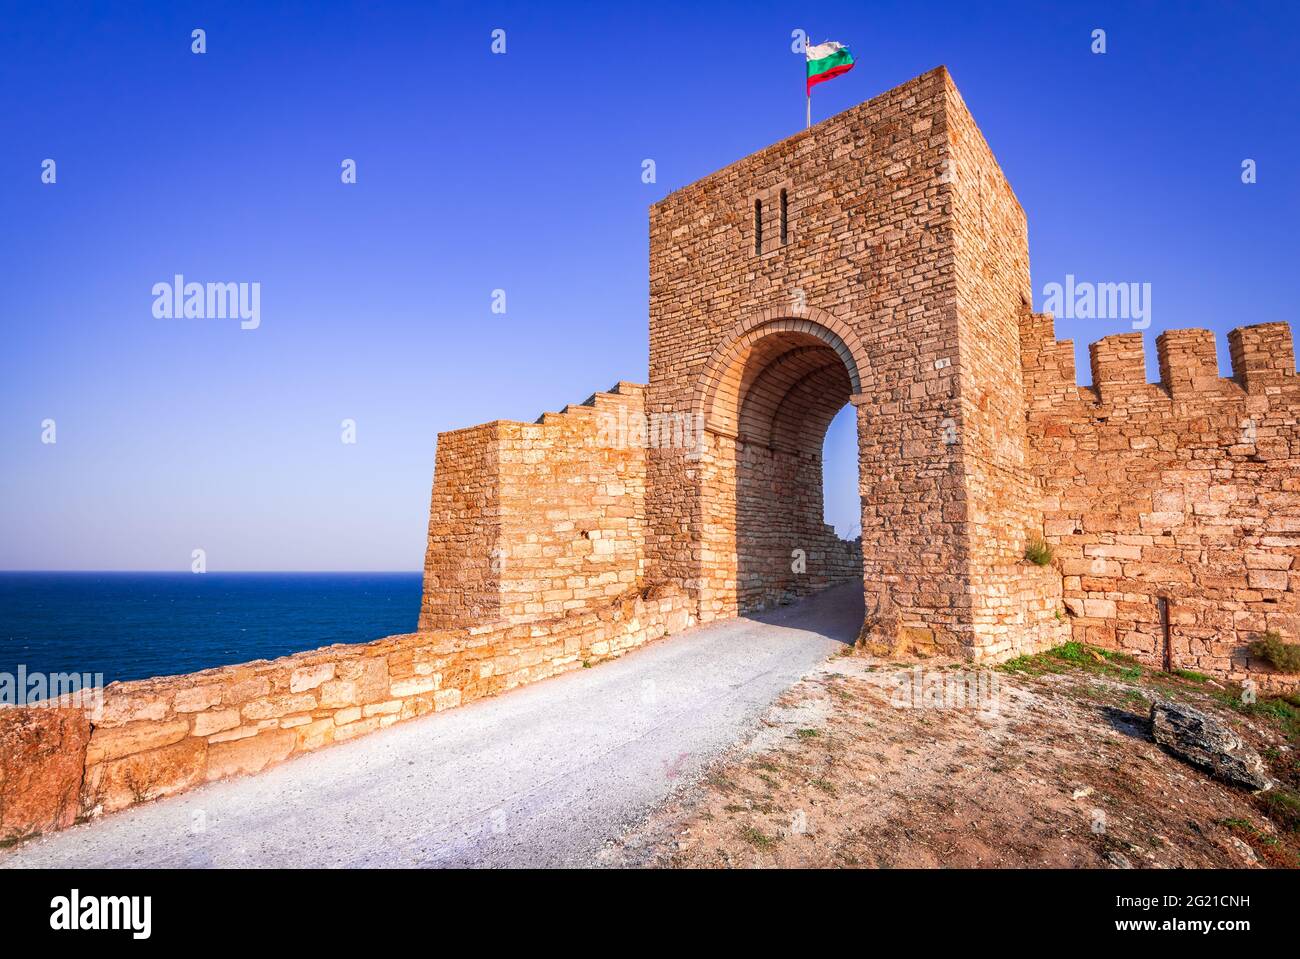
[691, 310, 868, 615]
[420, 65, 1299, 677]
[419, 66, 1068, 662]
[640, 66, 1066, 660]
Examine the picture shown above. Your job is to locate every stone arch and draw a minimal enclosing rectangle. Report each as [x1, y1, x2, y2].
[693, 307, 871, 447]
[691, 306, 868, 615]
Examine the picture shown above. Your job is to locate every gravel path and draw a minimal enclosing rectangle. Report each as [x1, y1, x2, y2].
[2, 584, 860, 868]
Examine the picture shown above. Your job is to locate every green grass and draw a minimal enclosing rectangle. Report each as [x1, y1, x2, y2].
[739, 825, 777, 849]
[1249, 631, 1300, 674]
[1173, 668, 1211, 684]
[1218, 817, 1255, 832]
[999, 641, 1140, 681]
[1252, 696, 1300, 725]
[810, 778, 837, 795]
[1259, 789, 1300, 833]
[1025, 537, 1055, 566]
[998, 652, 1045, 674]
[1051, 641, 1094, 664]
[1217, 817, 1282, 846]
[1212, 691, 1300, 744]
[794, 728, 820, 740]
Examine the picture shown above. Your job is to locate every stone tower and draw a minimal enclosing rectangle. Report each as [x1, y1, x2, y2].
[420, 65, 1298, 679]
[644, 66, 1064, 659]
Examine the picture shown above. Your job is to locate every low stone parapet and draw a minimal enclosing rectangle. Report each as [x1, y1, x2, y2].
[1, 584, 694, 844]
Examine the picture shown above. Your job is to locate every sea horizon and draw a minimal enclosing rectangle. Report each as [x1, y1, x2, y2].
[0, 571, 424, 687]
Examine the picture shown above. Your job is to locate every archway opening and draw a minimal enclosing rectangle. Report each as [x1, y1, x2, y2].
[699, 320, 865, 619]
[822, 405, 861, 540]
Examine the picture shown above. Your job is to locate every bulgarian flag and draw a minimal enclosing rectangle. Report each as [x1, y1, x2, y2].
[806, 40, 855, 95]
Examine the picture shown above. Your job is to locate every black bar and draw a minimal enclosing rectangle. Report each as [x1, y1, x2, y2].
[0, 868, 1276, 945]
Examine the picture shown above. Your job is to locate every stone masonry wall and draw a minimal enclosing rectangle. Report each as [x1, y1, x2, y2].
[1, 583, 693, 842]
[420, 383, 647, 630]
[1023, 311, 1300, 687]
[946, 74, 1069, 660]
[647, 66, 1063, 657]
[418, 420, 503, 628]
[648, 68, 976, 646]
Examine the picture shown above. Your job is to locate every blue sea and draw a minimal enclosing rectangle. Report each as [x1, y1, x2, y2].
[0, 572, 423, 686]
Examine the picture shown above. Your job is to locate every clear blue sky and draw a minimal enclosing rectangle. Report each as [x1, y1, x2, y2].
[2, 1, 1296, 570]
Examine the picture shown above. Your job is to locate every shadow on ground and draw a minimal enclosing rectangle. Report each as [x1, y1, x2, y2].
[739, 579, 863, 646]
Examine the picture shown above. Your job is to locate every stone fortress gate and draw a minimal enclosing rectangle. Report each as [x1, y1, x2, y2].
[7, 66, 1299, 844]
[421, 66, 1300, 681]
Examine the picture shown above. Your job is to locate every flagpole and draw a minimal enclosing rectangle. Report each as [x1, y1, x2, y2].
[804, 34, 811, 129]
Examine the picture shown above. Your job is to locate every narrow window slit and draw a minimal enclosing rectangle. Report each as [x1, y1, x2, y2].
[754, 199, 763, 254]
[779, 189, 788, 244]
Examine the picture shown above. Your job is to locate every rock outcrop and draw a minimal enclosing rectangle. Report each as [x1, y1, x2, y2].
[1150, 700, 1272, 791]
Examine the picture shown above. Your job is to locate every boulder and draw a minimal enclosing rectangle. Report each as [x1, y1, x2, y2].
[1150, 700, 1272, 791]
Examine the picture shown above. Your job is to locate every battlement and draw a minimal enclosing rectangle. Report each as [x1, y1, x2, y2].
[1229, 323, 1297, 390]
[1022, 307, 1300, 684]
[1023, 310, 1298, 412]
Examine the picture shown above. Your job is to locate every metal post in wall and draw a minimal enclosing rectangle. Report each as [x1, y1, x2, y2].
[1158, 595, 1172, 672]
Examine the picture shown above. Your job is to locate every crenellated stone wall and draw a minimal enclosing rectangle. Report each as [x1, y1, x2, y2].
[1023, 312, 1300, 685]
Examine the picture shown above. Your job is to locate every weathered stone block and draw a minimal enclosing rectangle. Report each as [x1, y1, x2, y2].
[99, 691, 168, 726]
[318, 679, 359, 709]
[241, 692, 318, 721]
[390, 676, 438, 698]
[296, 719, 335, 751]
[1150, 700, 1271, 790]
[86, 719, 190, 766]
[0, 707, 91, 840]
[192, 708, 241, 737]
[289, 663, 335, 693]
[173, 684, 223, 713]
[95, 738, 207, 813]
[206, 729, 297, 781]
